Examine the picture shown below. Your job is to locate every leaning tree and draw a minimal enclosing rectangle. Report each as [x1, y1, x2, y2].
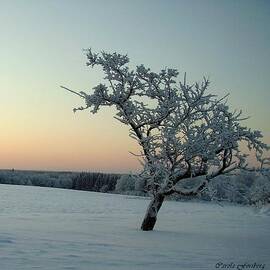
[62, 49, 268, 231]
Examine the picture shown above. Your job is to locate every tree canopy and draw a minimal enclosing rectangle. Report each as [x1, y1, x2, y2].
[63, 49, 268, 230]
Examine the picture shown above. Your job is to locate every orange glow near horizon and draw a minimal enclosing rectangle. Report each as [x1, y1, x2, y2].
[0, 108, 142, 173]
[0, 106, 269, 173]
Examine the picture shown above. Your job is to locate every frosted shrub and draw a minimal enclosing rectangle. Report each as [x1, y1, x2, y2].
[115, 174, 135, 192]
[249, 174, 270, 205]
[201, 171, 270, 205]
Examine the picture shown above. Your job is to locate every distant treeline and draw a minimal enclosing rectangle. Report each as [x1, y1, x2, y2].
[0, 170, 119, 193]
[72, 172, 119, 192]
[0, 169, 269, 206]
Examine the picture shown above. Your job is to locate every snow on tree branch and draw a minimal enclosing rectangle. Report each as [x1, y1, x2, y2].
[64, 49, 269, 199]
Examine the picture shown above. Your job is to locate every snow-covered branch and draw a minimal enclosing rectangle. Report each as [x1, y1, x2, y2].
[65, 49, 268, 200]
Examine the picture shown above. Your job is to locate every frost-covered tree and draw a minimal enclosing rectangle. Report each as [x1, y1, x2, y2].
[62, 49, 268, 231]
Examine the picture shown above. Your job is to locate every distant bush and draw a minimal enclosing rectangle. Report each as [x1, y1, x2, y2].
[115, 174, 135, 192]
[200, 170, 270, 205]
[115, 174, 146, 196]
[249, 173, 270, 205]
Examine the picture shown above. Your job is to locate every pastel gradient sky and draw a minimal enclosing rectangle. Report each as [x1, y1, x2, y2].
[0, 0, 269, 173]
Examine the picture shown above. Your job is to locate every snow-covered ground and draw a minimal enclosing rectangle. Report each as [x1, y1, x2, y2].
[0, 184, 269, 270]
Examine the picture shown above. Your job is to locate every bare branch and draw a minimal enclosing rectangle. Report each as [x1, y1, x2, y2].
[60, 85, 85, 98]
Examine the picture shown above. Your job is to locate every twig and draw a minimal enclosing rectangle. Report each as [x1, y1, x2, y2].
[60, 85, 85, 98]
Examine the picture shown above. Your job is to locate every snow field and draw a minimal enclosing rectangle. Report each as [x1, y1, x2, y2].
[0, 184, 269, 270]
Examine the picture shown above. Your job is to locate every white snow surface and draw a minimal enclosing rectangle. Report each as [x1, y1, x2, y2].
[0, 184, 269, 270]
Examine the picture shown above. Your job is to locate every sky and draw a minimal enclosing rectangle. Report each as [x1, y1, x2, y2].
[0, 0, 269, 173]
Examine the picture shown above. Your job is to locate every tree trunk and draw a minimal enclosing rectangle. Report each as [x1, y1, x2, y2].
[141, 193, 165, 231]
